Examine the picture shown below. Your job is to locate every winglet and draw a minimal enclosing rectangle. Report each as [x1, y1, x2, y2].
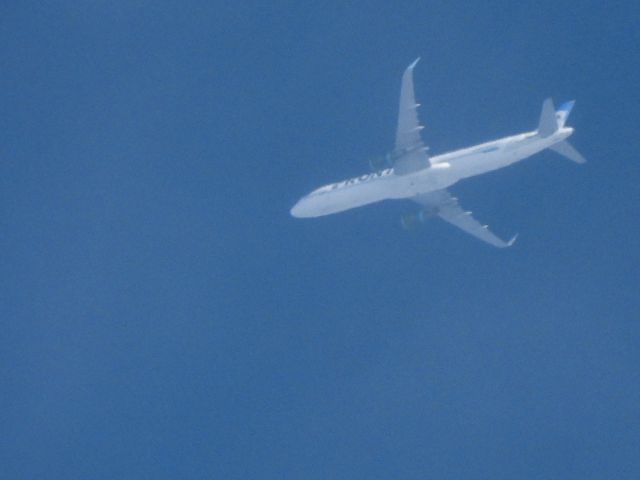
[408, 57, 420, 70]
[507, 233, 519, 247]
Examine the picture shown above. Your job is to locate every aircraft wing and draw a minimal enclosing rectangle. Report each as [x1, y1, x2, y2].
[413, 190, 517, 248]
[393, 58, 430, 175]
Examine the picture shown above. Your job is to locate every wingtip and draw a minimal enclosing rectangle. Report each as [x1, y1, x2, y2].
[408, 57, 420, 70]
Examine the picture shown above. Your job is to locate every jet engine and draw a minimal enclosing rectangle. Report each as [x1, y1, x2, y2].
[368, 154, 393, 172]
[400, 209, 437, 230]
[400, 210, 426, 230]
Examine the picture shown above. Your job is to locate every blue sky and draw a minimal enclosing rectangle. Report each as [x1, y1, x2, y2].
[1, 1, 639, 479]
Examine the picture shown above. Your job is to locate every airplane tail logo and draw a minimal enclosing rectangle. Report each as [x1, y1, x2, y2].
[555, 100, 575, 128]
[538, 98, 577, 137]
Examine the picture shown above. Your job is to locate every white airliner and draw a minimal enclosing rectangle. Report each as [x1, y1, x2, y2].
[290, 58, 585, 247]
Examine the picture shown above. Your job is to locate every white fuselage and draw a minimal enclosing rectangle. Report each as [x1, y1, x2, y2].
[291, 127, 573, 218]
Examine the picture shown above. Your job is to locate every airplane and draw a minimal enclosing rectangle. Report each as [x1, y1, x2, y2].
[290, 58, 585, 247]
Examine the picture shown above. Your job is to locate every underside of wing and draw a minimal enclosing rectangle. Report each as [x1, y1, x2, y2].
[393, 58, 430, 175]
[413, 190, 517, 248]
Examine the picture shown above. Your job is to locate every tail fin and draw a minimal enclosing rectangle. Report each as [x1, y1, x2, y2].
[555, 100, 575, 128]
[538, 98, 577, 137]
[540, 99, 585, 163]
[537, 98, 558, 137]
[549, 140, 586, 164]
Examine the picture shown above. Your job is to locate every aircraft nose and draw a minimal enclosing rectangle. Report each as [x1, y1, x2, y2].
[291, 196, 314, 218]
[290, 199, 304, 218]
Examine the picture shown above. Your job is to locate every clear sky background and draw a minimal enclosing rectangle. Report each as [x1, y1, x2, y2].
[1, 2, 639, 479]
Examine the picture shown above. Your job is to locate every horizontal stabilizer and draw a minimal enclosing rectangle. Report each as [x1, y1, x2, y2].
[549, 140, 586, 164]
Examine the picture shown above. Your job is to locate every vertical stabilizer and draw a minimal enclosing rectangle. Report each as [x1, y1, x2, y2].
[555, 100, 575, 128]
[537, 98, 558, 137]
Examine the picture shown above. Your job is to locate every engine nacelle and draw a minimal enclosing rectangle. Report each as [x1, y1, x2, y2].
[400, 210, 426, 230]
[400, 209, 437, 230]
[368, 154, 393, 172]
